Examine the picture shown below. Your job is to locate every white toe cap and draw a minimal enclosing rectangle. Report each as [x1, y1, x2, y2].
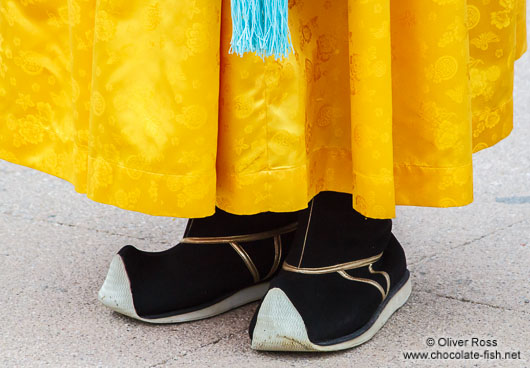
[98, 255, 139, 320]
[251, 288, 314, 352]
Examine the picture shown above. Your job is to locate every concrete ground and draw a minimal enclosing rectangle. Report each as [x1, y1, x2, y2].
[1, 51, 530, 368]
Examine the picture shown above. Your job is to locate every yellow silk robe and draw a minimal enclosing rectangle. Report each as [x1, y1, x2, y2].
[0, 0, 527, 219]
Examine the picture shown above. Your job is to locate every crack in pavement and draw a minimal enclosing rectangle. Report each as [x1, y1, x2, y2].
[0, 210, 177, 247]
[148, 331, 244, 367]
[416, 290, 530, 316]
[409, 218, 528, 267]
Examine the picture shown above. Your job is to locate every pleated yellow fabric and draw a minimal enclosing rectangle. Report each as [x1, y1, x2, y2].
[0, 0, 527, 219]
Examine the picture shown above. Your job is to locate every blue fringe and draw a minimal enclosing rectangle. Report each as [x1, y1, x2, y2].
[229, 0, 293, 60]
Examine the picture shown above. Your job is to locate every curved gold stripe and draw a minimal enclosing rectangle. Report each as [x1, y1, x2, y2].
[263, 234, 282, 280]
[282, 252, 383, 274]
[369, 264, 391, 297]
[337, 270, 386, 301]
[181, 222, 298, 244]
[229, 242, 260, 283]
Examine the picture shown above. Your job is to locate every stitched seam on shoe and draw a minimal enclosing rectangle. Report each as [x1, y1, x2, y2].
[297, 198, 314, 268]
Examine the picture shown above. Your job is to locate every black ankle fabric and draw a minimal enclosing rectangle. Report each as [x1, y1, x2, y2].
[249, 191, 408, 344]
[185, 207, 300, 237]
[119, 208, 299, 318]
[285, 191, 392, 268]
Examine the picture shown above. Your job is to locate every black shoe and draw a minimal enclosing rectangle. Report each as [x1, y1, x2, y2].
[98, 208, 299, 323]
[249, 192, 411, 351]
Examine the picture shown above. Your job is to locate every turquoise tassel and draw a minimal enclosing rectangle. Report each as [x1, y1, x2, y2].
[229, 0, 294, 60]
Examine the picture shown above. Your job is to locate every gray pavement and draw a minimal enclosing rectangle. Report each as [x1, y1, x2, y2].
[1, 50, 530, 368]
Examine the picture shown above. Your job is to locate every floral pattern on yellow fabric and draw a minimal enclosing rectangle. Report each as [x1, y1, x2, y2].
[0, 0, 527, 219]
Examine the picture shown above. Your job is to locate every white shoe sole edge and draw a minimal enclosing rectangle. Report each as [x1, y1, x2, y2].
[98, 255, 269, 324]
[251, 277, 412, 352]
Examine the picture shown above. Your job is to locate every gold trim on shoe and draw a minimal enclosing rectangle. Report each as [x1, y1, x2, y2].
[283, 252, 383, 274]
[369, 264, 391, 297]
[263, 235, 283, 280]
[337, 271, 387, 300]
[180, 222, 298, 244]
[229, 242, 261, 283]
[282, 252, 390, 301]
[181, 222, 297, 284]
